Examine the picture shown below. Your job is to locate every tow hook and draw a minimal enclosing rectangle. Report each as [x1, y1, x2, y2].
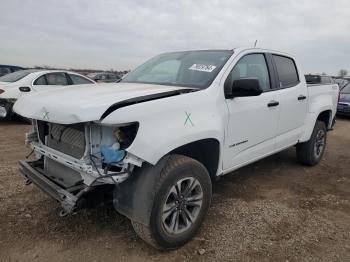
[25, 179, 32, 185]
[59, 209, 71, 217]
[59, 203, 77, 217]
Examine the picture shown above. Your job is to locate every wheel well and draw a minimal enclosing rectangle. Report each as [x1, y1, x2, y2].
[317, 110, 332, 129]
[170, 139, 220, 179]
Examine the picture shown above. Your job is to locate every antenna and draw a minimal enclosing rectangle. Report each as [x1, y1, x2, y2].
[254, 40, 258, 48]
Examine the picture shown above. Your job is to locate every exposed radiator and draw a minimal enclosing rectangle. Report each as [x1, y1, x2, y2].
[44, 122, 86, 159]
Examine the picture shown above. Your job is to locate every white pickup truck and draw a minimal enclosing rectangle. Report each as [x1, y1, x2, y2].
[14, 48, 339, 250]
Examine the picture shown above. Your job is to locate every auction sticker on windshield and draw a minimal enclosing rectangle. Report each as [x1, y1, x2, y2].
[189, 64, 216, 72]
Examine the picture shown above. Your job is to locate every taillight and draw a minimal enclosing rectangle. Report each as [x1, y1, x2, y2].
[0, 89, 4, 94]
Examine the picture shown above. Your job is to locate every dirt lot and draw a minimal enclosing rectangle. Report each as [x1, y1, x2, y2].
[0, 118, 350, 262]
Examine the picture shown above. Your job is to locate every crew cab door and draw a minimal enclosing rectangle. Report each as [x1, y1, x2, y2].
[270, 54, 308, 149]
[223, 53, 280, 170]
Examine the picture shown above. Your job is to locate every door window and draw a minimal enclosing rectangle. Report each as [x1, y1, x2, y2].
[34, 75, 47, 85]
[272, 55, 299, 87]
[226, 54, 271, 91]
[46, 73, 68, 85]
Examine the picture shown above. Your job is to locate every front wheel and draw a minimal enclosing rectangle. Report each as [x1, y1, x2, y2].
[296, 120, 327, 166]
[131, 155, 212, 250]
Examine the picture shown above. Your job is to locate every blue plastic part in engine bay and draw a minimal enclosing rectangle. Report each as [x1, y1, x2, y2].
[101, 145, 126, 165]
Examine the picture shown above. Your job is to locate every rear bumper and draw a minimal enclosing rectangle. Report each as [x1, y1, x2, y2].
[337, 110, 350, 116]
[337, 103, 350, 116]
[19, 160, 88, 213]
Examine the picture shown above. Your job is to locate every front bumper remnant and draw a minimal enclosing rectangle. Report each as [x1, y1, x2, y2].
[19, 160, 90, 214]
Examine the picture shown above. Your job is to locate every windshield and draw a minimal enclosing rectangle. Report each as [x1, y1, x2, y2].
[341, 83, 350, 94]
[0, 69, 37, 83]
[121, 50, 233, 88]
[335, 78, 349, 89]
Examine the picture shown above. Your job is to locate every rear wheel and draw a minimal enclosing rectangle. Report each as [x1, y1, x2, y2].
[296, 120, 327, 166]
[131, 155, 212, 250]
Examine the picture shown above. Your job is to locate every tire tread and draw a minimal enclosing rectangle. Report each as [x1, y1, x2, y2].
[296, 120, 327, 166]
[131, 155, 209, 250]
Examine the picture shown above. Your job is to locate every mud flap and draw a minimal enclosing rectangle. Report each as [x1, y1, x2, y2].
[113, 155, 170, 225]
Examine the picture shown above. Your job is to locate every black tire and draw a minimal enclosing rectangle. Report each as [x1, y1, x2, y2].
[131, 154, 212, 250]
[296, 120, 327, 166]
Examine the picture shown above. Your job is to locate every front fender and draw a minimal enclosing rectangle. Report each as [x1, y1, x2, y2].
[113, 155, 170, 225]
[101, 88, 227, 165]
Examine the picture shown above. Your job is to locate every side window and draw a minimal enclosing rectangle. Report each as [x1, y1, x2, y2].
[226, 54, 271, 91]
[34, 75, 47, 85]
[272, 55, 299, 87]
[69, 74, 94, 84]
[46, 73, 68, 85]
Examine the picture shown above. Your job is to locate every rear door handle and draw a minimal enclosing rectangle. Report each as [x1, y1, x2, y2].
[298, 95, 307, 101]
[267, 100, 279, 107]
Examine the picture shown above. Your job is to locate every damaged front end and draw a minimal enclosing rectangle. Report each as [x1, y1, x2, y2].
[20, 120, 142, 215]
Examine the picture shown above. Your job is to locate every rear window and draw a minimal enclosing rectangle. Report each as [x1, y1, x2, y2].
[0, 70, 35, 83]
[0, 67, 11, 77]
[273, 55, 299, 87]
[305, 75, 321, 84]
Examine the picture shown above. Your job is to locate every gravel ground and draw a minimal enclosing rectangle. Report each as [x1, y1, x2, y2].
[0, 118, 350, 262]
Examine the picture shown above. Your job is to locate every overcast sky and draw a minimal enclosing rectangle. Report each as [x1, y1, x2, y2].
[0, 0, 349, 74]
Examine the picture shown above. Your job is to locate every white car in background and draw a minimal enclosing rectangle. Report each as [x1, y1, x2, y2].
[0, 69, 96, 120]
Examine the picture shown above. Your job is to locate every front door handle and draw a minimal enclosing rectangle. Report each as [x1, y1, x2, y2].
[267, 100, 279, 107]
[298, 95, 307, 101]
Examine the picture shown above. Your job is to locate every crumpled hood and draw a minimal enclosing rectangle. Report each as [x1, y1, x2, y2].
[13, 82, 191, 124]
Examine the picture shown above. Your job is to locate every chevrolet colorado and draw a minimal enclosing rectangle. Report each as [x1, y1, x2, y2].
[13, 48, 339, 249]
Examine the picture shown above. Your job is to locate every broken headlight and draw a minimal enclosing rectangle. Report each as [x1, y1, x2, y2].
[92, 122, 139, 166]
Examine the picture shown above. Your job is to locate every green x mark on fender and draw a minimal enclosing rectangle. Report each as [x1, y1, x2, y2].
[184, 111, 194, 126]
[43, 110, 49, 120]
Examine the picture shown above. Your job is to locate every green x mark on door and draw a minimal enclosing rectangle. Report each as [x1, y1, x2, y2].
[43, 110, 49, 120]
[184, 111, 194, 126]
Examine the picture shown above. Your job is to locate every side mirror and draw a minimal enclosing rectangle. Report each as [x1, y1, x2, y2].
[225, 78, 263, 99]
[19, 86, 31, 92]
